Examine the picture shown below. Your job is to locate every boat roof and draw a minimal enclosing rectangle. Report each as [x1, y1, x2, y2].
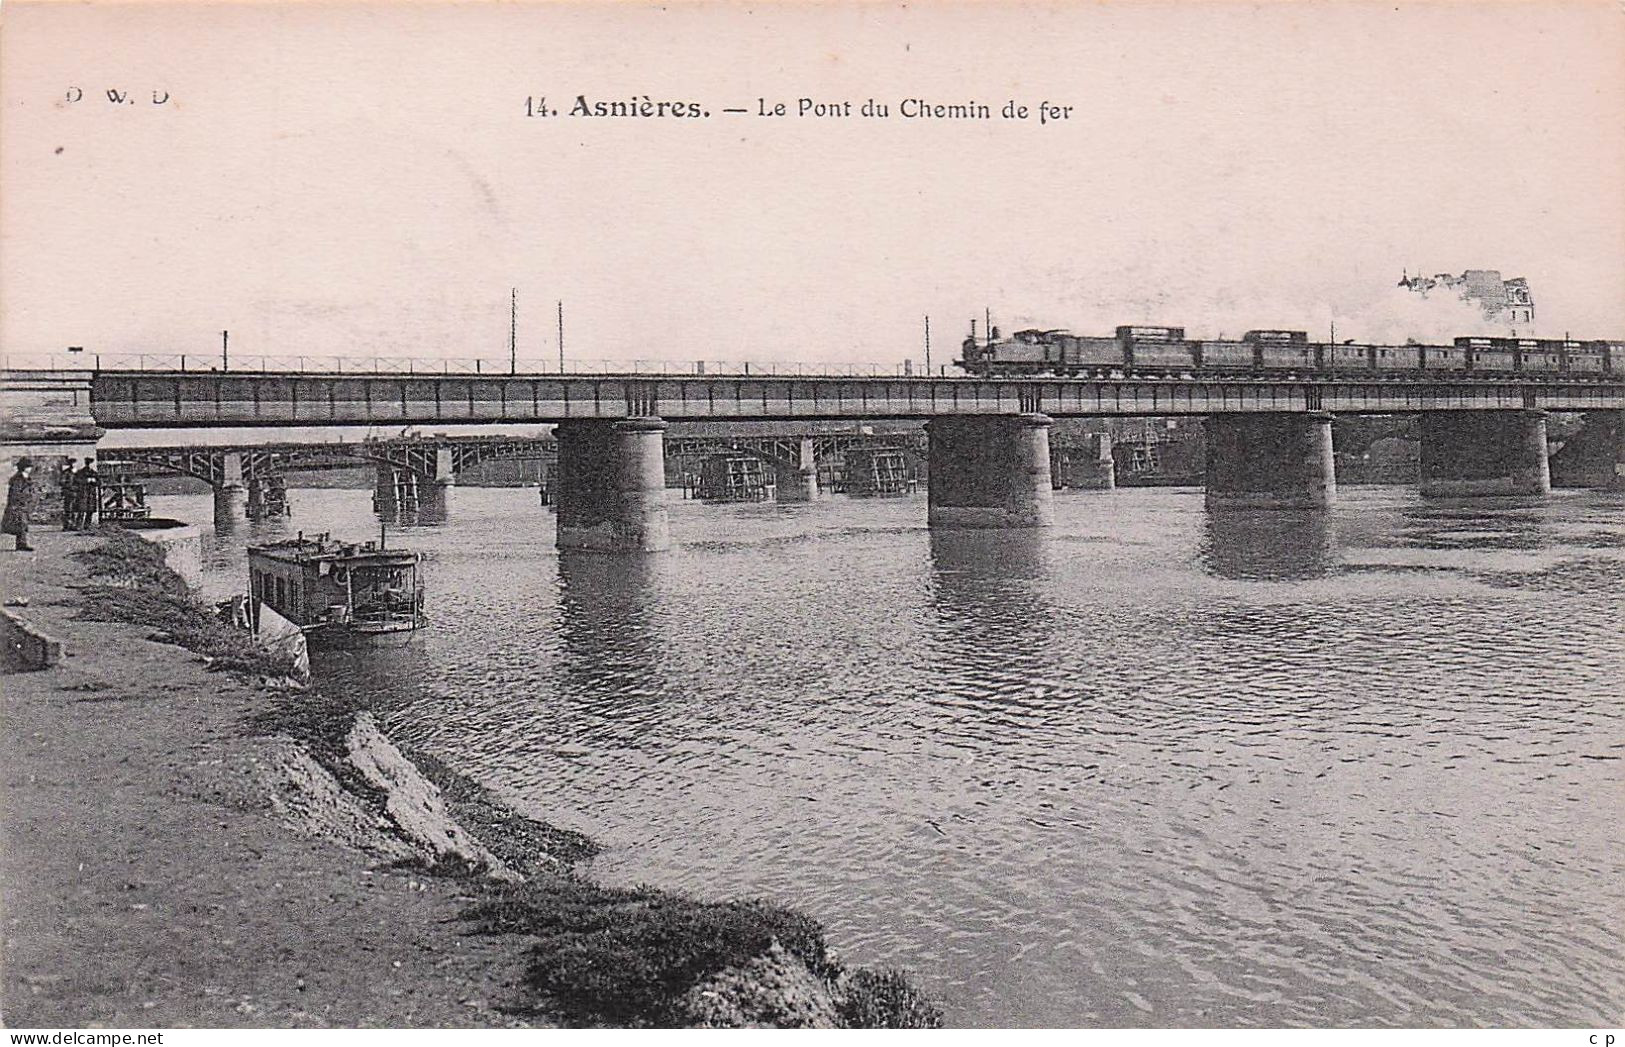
[248, 533, 419, 567]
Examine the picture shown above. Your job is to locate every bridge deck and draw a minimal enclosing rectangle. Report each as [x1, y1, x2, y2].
[7, 369, 1625, 428]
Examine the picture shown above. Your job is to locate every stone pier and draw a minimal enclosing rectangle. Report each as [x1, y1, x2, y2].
[1549, 409, 1625, 490]
[212, 452, 246, 523]
[1419, 410, 1550, 498]
[372, 449, 454, 518]
[1054, 433, 1116, 490]
[926, 414, 1055, 528]
[554, 418, 671, 552]
[774, 437, 820, 503]
[1205, 412, 1336, 509]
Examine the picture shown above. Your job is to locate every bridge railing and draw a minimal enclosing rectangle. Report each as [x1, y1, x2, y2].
[0, 352, 940, 378]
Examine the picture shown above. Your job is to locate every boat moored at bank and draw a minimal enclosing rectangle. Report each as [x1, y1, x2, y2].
[247, 532, 425, 646]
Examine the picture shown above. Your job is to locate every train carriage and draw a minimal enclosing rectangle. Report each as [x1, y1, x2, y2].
[1066, 335, 1128, 372]
[1511, 339, 1562, 374]
[1326, 344, 1375, 372]
[959, 319, 1620, 379]
[1566, 342, 1611, 374]
[1419, 345, 1468, 371]
[1469, 349, 1517, 373]
[1370, 345, 1412, 370]
[1255, 344, 1315, 370]
[1125, 338, 1194, 370]
[1196, 340, 1254, 370]
[1565, 348, 1605, 373]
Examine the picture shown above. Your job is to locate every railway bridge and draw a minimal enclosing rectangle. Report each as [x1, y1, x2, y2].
[99, 435, 553, 520]
[92, 428, 923, 520]
[4, 358, 1623, 552]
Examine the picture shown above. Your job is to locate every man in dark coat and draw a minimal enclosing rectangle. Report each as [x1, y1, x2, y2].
[71, 457, 99, 531]
[3, 458, 38, 551]
[59, 459, 77, 530]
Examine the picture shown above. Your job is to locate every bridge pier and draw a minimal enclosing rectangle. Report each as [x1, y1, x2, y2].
[1550, 409, 1625, 490]
[774, 437, 820, 503]
[1419, 410, 1549, 498]
[1205, 412, 1336, 509]
[554, 418, 671, 553]
[213, 452, 246, 523]
[373, 448, 455, 518]
[926, 414, 1055, 529]
[1054, 433, 1116, 490]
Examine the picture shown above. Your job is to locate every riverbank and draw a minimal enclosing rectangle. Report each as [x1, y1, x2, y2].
[0, 531, 938, 1028]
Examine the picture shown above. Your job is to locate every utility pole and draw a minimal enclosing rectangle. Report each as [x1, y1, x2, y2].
[221, 329, 229, 371]
[924, 314, 931, 375]
[557, 300, 565, 373]
[509, 288, 517, 375]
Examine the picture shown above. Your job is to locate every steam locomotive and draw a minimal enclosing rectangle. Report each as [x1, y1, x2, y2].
[957, 325, 1620, 378]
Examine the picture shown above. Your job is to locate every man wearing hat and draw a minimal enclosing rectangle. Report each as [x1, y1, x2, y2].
[71, 457, 100, 531]
[59, 459, 77, 530]
[3, 458, 38, 551]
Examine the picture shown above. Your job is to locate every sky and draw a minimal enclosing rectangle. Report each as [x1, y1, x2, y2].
[3, 1, 1623, 369]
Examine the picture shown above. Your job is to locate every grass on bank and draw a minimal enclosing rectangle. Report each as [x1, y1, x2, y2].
[465, 875, 941, 1028]
[72, 528, 298, 679]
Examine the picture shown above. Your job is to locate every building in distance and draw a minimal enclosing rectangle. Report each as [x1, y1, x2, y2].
[1398, 269, 1535, 334]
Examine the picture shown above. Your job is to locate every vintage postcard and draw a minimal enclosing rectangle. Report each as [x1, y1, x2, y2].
[2, 0, 1622, 1034]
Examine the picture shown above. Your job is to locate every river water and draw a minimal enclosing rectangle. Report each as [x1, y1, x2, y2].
[161, 484, 1625, 1028]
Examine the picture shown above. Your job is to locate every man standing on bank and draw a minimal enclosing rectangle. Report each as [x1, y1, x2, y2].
[3, 458, 38, 551]
[59, 459, 78, 531]
[71, 457, 99, 531]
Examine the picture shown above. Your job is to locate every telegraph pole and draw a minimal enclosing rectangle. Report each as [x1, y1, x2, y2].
[221, 329, 229, 371]
[924, 314, 931, 375]
[509, 288, 517, 374]
[557, 301, 565, 373]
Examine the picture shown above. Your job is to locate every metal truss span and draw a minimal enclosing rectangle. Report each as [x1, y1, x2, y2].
[8, 368, 1625, 428]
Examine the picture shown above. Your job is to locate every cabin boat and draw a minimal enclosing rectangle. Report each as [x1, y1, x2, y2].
[247, 532, 425, 646]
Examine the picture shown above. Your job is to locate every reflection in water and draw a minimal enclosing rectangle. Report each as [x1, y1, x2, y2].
[927, 529, 1052, 639]
[376, 499, 451, 528]
[1398, 502, 1555, 551]
[1199, 509, 1336, 580]
[556, 552, 668, 700]
[926, 529, 1053, 692]
[211, 506, 241, 536]
[928, 528, 1050, 582]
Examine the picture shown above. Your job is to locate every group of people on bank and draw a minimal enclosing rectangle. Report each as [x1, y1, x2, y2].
[2, 457, 100, 552]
